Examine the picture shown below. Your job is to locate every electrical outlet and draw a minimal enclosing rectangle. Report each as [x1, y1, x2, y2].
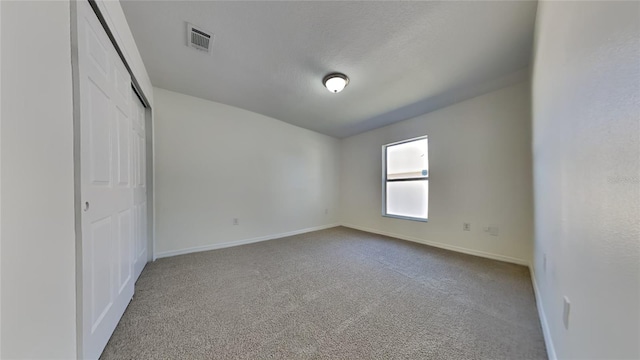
[563, 296, 571, 329]
[463, 223, 471, 231]
[489, 225, 499, 236]
[233, 218, 239, 225]
[324, 208, 329, 215]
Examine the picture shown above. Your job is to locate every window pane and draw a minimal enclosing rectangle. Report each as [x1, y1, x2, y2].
[386, 180, 428, 219]
[386, 138, 428, 179]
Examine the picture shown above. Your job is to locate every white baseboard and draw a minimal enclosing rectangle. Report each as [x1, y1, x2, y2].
[340, 223, 529, 266]
[154, 223, 340, 259]
[529, 264, 558, 360]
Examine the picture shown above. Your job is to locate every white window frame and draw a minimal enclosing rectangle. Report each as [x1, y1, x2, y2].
[382, 135, 429, 222]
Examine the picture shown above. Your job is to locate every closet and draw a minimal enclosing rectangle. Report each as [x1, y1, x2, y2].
[75, 1, 148, 358]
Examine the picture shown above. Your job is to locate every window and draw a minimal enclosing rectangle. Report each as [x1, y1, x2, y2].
[382, 136, 429, 221]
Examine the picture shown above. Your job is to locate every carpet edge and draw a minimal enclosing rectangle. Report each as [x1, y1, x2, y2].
[340, 223, 529, 266]
[155, 223, 341, 259]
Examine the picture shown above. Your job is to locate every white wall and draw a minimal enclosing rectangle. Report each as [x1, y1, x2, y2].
[0, 1, 77, 358]
[0, 0, 154, 358]
[0, 1, 3, 355]
[153, 88, 340, 257]
[340, 81, 533, 264]
[531, 1, 640, 359]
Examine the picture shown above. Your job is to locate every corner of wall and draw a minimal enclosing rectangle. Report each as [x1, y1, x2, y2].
[528, 262, 558, 360]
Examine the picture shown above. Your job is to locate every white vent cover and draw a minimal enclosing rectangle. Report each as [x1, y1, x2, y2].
[187, 23, 213, 54]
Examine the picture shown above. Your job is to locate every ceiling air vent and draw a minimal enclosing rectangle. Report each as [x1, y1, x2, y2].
[187, 23, 213, 54]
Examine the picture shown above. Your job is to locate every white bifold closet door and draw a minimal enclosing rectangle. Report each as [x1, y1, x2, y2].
[77, 1, 137, 358]
[132, 92, 147, 281]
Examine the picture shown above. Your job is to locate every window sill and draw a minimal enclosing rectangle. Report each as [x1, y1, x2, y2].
[383, 214, 428, 222]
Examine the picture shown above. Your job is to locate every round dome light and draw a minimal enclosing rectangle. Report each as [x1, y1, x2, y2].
[323, 73, 349, 93]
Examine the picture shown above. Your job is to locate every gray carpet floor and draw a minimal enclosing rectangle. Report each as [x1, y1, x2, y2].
[101, 226, 547, 359]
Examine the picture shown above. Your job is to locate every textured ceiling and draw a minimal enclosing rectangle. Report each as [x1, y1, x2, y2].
[121, 1, 537, 138]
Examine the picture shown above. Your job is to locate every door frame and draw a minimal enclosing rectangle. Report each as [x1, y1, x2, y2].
[71, 0, 155, 357]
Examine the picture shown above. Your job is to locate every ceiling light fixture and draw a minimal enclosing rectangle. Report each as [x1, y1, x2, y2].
[323, 73, 349, 93]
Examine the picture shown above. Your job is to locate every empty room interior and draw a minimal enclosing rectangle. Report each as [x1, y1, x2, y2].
[1, 0, 639, 359]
